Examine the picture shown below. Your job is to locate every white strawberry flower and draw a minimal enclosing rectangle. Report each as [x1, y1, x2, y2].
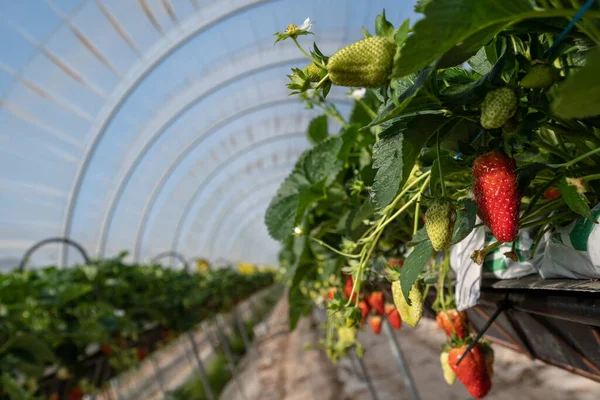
[297, 17, 313, 32]
[350, 88, 366, 100]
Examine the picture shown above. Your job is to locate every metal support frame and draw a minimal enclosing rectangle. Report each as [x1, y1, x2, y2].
[382, 317, 421, 400]
[97, 63, 312, 258]
[186, 332, 216, 400]
[168, 132, 306, 257]
[19, 237, 90, 271]
[60, 0, 280, 266]
[351, 348, 380, 400]
[214, 315, 249, 400]
[150, 250, 190, 271]
[185, 164, 295, 250]
[202, 171, 296, 256]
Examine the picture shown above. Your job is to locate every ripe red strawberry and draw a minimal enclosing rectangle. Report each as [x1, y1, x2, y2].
[385, 303, 402, 330]
[448, 344, 492, 399]
[358, 300, 371, 324]
[473, 151, 521, 242]
[366, 291, 385, 315]
[343, 275, 358, 302]
[544, 186, 561, 200]
[160, 330, 171, 341]
[435, 309, 468, 339]
[68, 387, 83, 400]
[137, 347, 147, 361]
[325, 287, 336, 300]
[100, 343, 113, 356]
[387, 258, 403, 268]
[369, 316, 382, 335]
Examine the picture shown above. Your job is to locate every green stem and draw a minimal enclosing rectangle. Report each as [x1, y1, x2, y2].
[548, 146, 600, 168]
[292, 38, 326, 68]
[520, 210, 573, 230]
[314, 73, 330, 89]
[581, 173, 600, 182]
[437, 131, 446, 198]
[309, 237, 361, 258]
[357, 99, 378, 119]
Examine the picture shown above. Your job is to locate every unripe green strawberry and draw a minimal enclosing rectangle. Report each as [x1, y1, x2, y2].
[521, 63, 558, 89]
[480, 88, 518, 129]
[440, 351, 456, 385]
[425, 199, 457, 251]
[303, 62, 322, 82]
[392, 280, 424, 327]
[327, 36, 396, 87]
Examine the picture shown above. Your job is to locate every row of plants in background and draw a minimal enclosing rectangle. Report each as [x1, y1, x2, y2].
[268, 1, 600, 398]
[0, 253, 277, 400]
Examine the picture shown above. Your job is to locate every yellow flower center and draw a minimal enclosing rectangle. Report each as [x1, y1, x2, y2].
[285, 24, 297, 33]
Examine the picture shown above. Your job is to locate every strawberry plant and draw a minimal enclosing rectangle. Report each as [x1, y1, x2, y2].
[267, 1, 600, 379]
[0, 255, 276, 399]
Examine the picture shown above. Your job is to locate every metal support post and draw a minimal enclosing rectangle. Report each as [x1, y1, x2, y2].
[382, 317, 421, 400]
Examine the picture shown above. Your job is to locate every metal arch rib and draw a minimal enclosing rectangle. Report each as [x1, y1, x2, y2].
[96, 64, 307, 258]
[166, 132, 306, 261]
[95, 35, 349, 259]
[186, 165, 296, 253]
[60, 0, 275, 266]
[204, 177, 288, 259]
[127, 98, 348, 260]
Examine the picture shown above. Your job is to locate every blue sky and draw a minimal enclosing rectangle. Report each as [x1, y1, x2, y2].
[0, 0, 419, 270]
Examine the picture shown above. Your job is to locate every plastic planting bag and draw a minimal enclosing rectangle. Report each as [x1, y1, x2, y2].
[450, 219, 543, 310]
[539, 202, 600, 279]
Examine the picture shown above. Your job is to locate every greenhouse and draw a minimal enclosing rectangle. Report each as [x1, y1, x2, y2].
[1, 0, 599, 399]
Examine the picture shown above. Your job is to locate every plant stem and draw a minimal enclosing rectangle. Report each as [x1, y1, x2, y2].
[471, 240, 504, 265]
[309, 237, 361, 258]
[357, 99, 378, 119]
[520, 210, 573, 229]
[292, 38, 326, 68]
[548, 146, 600, 168]
[581, 173, 600, 181]
[437, 131, 446, 198]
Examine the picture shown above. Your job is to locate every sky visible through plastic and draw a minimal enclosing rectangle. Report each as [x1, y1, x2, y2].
[0, 0, 417, 270]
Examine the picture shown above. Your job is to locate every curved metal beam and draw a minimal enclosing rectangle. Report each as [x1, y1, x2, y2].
[60, 0, 279, 265]
[167, 132, 306, 260]
[150, 250, 190, 271]
[201, 173, 292, 258]
[188, 165, 295, 254]
[95, 62, 307, 257]
[208, 188, 280, 261]
[19, 237, 90, 272]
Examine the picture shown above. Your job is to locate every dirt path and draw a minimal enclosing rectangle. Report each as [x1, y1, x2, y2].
[221, 297, 600, 400]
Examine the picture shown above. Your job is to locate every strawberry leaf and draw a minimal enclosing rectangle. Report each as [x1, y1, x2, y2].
[406, 227, 429, 247]
[558, 177, 596, 222]
[306, 115, 328, 145]
[375, 9, 395, 40]
[1, 373, 27, 400]
[400, 240, 433, 304]
[552, 50, 600, 119]
[451, 200, 478, 244]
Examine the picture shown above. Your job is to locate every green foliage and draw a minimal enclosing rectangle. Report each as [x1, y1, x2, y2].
[269, 2, 600, 361]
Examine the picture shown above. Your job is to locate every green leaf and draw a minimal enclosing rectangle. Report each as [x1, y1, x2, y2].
[303, 136, 343, 184]
[8, 334, 55, 364]
[338, 125, 360, 162]
[451, 200, 478, 244]
[516, 163, 547, 195]
[351, 198, 376, 231]
[401, 241, 433, 304]
[558, 177, 596, 221]
[60, 283, 92, 303]
[552, 50, 600, 119]
[375, 9, 395, 40]
[394, 19, 411, 48]
[393, 0, 543, 77]
[468, 47, 493, 76]
[406, 227, 429, 247]
[1, 373, 27, 400]
[366, 66, 438, 129]
[372, 114, 448, 209]
[265, 194, 300, 241]
[430, 156, 468, 196]
[307, 115, 328, 145]
[438, 24, 504, 68]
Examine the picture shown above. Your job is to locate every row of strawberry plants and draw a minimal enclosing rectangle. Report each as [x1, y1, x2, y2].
[267, 2, 600, 398]
[0, 254, 277, 399]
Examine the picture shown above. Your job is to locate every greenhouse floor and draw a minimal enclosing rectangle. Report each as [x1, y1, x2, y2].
[220, 296, 600, 400]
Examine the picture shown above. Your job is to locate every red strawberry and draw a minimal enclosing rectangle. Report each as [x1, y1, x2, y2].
[49, 394, 60, 400]
[358, 300, 371, 322]
[100, 343, 113, 355]
[387, 258, 403, 268]
[137, 347, 147, 361]
[343, 275, 357, 302]
[325, 287, 336, 300]
[366, 291, 385, 315]
[68, 387, 83, 400]
[369, 316, 382, 335]
[543, 186, 561, 200]
[448, 344, 492, 399]
[473, 151, 521, 242]
[435, 309, 468, 339]
[385, 303, 402, 330]
[160, 330, 171, 341]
